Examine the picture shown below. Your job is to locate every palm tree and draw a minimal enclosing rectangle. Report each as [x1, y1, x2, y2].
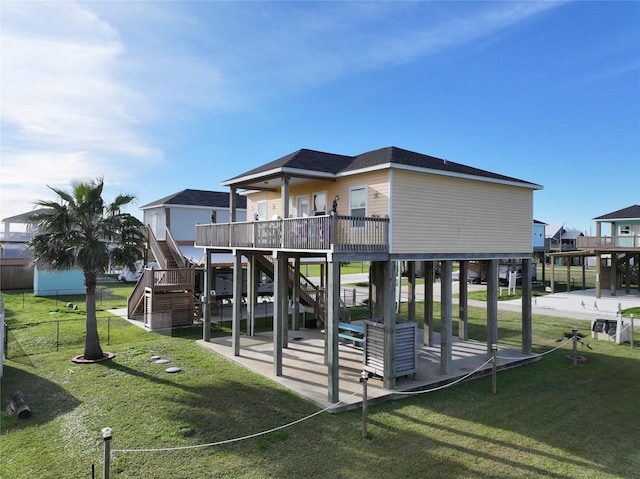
[28, 178, 145, 360]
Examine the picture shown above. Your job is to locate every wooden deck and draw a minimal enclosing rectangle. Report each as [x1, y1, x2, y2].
[195, 215, 389, 253]
[577, 235, 640, 250]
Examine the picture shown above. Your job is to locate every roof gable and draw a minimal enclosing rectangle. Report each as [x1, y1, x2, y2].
[224, 149, 354, 183]
[141, 189, 247, 209]
[593, 204, 640, 221]
[545, 222, 565, 239]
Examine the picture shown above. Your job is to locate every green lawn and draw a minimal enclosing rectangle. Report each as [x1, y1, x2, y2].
[2, 284, 640, 478]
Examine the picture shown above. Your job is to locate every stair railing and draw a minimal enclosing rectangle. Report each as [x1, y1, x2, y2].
[165, 227, 187, 268]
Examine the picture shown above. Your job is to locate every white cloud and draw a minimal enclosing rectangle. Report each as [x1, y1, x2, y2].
[1, 1, 564, 220]
[1, 2, 163, 219]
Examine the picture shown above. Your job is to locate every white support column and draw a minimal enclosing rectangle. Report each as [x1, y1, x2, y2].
[232, 251, 243, 356]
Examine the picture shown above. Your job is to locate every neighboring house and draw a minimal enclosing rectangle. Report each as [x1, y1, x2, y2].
[1, 209, 87, 294]
[195, 146, 542, 402]
[33, 266, 85, 296]
[559, 204, 640, 298]
[545, 222, 583, 255]
[0, 209, 47, 289]
[141, 189, 247, 243]
[533, 220, 546, 252]
[127, 189, 248, 330]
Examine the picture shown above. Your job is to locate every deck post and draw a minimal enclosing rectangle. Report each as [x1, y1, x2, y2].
[281, 255, 289, 349]
[440, 260, 453, 375]
[247, 255, 256, 336]
[370, 261, 385, 317]
[382, 260, 397, 390]
[595, 252, 602, 298]
[203, 249, 211, 342]
[230, 187, 237, 222]
[487, 259, 499, 356]
[423, 261, 434, 347]
[407, 261, 416, 322]
[273, 252, 286, 376]
[281, 177, 290, 220]
[292, 257, 301, 330]
[232, 251, 243, 356]
[458, 261, 468, 340]
[610, 253, 618, 296]
[521, 258, 532, 356]
[327, 258, 340, 403]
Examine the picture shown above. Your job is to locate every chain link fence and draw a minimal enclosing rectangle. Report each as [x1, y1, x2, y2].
[5, 314, 124, 359]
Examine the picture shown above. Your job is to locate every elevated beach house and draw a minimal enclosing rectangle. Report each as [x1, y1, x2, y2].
[551, 204, 640, 297]
[195, 146, 542, 403]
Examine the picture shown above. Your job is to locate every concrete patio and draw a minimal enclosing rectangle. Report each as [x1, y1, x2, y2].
[196, 324, 538, 413]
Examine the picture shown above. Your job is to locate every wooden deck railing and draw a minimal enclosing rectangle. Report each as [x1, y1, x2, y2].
[151, 268, 194, 286]
[127, 267, 195, 318]
[165, 227, 187, 268]
[577, 235, 640, 250]
[195, 215, 389, 252]
[147, 226, 168, 269]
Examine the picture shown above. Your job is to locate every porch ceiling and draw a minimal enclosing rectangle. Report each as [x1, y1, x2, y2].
[225, 171, 335, 192]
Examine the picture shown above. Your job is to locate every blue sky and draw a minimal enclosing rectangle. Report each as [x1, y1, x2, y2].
[2, 1, 638, 234]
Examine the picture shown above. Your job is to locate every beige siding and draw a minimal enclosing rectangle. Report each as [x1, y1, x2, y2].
[245, 191, 284, 220]
[245, 171, 391, 219]
[391, 170, 533, 255]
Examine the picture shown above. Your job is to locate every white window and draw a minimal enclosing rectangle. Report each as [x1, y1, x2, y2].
[296, 195, 309, 217]
[619, 225, 631, 236]
[256, 201, 267, 220]
[349, 186, 367, 218]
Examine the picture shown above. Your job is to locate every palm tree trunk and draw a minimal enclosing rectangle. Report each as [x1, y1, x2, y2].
[84, 270, 104, 360]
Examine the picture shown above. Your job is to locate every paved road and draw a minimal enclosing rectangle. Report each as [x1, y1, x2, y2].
[335, 273, 639, 322]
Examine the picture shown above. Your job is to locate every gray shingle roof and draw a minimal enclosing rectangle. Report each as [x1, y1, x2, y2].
[225, 149, 354, 181]
[140, 189, 247, 209]
[593, 204, 640, 221]
[223, 146, 541, 188]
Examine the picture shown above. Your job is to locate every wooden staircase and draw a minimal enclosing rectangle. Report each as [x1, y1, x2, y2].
[616, 253, 639, 286]
[252, 254, 350, 328]
[127, 227, 195, 331]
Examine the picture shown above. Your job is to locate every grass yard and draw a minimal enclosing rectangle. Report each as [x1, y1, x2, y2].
[2, 284, 640, 478]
